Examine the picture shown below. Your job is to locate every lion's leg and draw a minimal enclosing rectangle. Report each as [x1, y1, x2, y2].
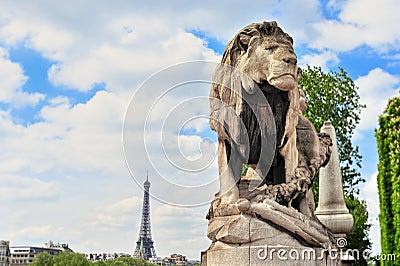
[218, 140, 240, 205]
[281, 133, 299, 183]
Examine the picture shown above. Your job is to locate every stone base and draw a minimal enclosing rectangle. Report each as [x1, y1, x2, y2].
[202, 243, 338, 266]
[202, 214, 338, 266]
[207, 214, 309, 246]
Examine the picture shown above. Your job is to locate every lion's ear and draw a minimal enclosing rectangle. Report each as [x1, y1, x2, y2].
[227, 33, 252, 64]
[248, 36, 262, 47]
[238, 33, 263, 54]
[246, 36, 262, 56]
[223, 26, 262, 66]
[238, 32, 252, 52]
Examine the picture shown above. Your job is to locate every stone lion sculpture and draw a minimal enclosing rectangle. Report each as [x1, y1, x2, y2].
[204, 21, 337, 265]
[210, 21, 301, 208]
[209, 21, 331, 217]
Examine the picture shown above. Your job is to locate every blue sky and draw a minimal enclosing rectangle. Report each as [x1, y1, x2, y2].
[0, 0, 399, 260]
[4, 45, 105, 125]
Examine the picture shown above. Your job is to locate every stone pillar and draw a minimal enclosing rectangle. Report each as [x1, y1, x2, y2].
[315, 121, 353, 235]
[315, 121, 354, 264]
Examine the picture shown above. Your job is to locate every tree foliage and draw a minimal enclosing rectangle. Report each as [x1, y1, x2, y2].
[299, 65, 371, 257]
[30, 251, 54, 266]
[345, 195, 372, 265]
[299, 65, 365, 194]
[52, 251, 91, 266]
[30, 251, 157, 266]
[375, 96, 400, 264]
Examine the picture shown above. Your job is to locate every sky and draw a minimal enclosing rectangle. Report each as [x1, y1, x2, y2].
[0, 0, 399, 260]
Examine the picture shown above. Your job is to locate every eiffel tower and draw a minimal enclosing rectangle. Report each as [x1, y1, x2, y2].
[133, 173, 156, 260]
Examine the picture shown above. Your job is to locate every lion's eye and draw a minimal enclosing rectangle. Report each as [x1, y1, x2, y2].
[265, 45, 278, 51]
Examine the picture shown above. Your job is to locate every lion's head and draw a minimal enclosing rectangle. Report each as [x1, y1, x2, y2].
[222, 21, 301, 91]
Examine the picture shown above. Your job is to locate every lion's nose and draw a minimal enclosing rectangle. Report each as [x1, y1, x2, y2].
[283, 57, 297, 65]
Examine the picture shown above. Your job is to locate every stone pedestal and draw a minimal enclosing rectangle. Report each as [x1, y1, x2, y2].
[202, 214, 338, 266]
[204, 245, 338, 266]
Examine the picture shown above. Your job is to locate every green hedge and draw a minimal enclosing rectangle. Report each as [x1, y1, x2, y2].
[376, 96, 400, 264]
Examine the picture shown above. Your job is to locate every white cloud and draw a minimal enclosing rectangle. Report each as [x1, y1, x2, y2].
[0, 174, 59, 201]
[16, 225, 65, 240]
[272, 0, 322, 44]
[312, 20, 363, 51]
[0, 47, 45, 107]
[311, 0, 400, 52]
[92, 196, 142, 229]
[355, 68, 400, 131]
[0, 56, 218, 256]
[0, 2, 78, 60]
[105, 196, 142, 215]
[339, 0, 400, 50]
[0, 1, 254, 94]
[151, 204, 209, 259]
[0, 48, 26, 101]
[0, 92, 121, 175]
[299, 50, 339, 70]
[47, 30, 219, 92]
[12, 91, 46, 108]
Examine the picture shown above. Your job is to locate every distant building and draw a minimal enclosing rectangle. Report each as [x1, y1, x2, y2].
[9, 241, 72, 266]
[43, 241, 73, 252]
[169, 253, 187, 265]
[148, 256, 163, 265]
[166, 254, 199, 266]
[85, 252, 131, 262]
[0, 240, 10, 266]
[149, 253, 189, 266]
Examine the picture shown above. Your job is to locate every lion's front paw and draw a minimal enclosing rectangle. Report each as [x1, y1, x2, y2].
[236, 198, 250, 212]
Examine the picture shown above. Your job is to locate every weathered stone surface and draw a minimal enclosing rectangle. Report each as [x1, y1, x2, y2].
[207, 21, 333, 218]
[249, 245, 338, 266]
[249, 216, 303, 246]
[315, 121, 354, 236]
[316, 213, 354, 235]
[207, 216, 231, 242]
[204, 243, 339, 266]
[208, 207, 333, 247]
[215, 215, 250, 244]
[203, 20, 349, 266]
[236, 198, 251, 212]
[250, 199, 333, 248]
[203, 206, 339, 265]
[206, 245, 249, 266]
[209, 20, 303, 209]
